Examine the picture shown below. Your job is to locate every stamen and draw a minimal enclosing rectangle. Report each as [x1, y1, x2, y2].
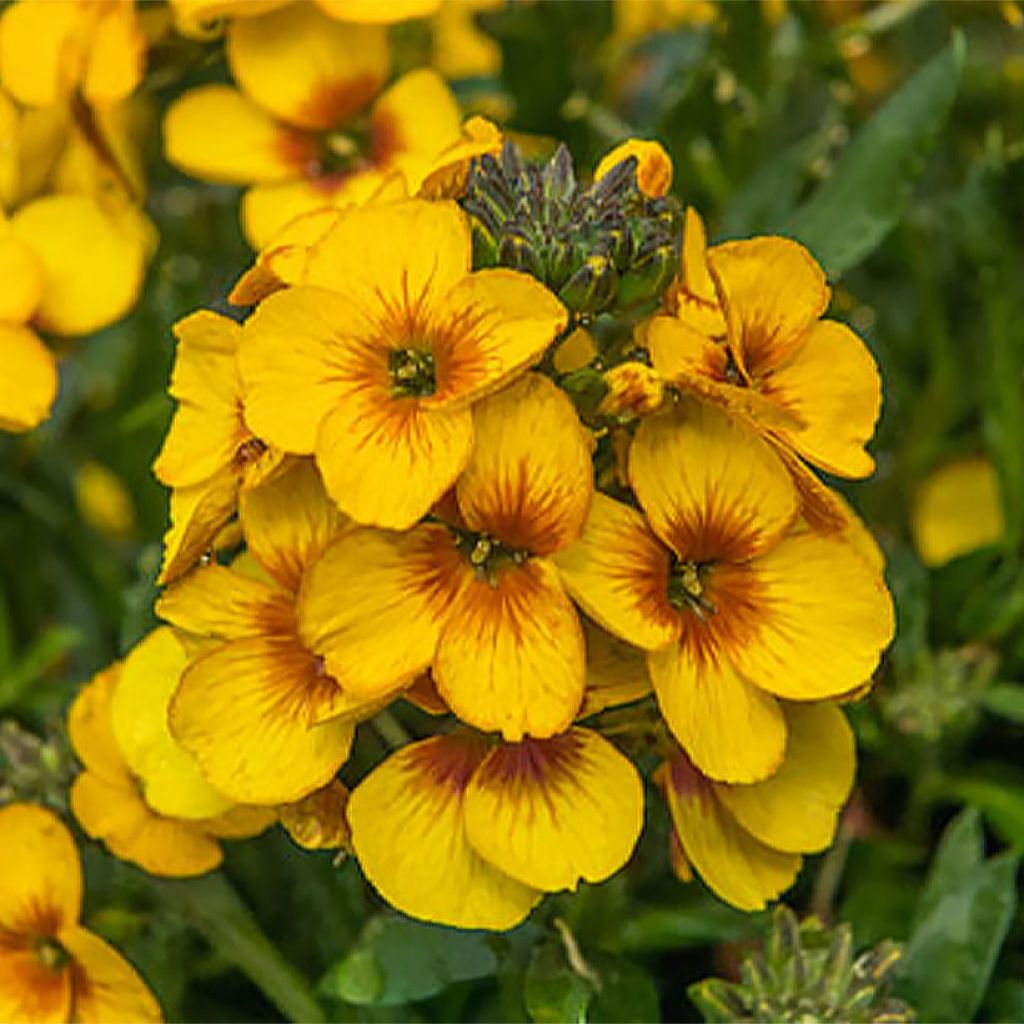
[35, 936, 71, 972]
[667, 559, 717, 619]
[389, 347, 437, 398]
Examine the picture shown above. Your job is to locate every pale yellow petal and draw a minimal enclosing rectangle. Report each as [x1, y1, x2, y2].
[0, 0, 82, 107]
[0, 324, 57, 433]
[82, 5, 145, 106]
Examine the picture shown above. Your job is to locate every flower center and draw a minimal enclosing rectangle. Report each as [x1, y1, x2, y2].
[34, 936, 71, 973]
[667, 558, 717, 619]
[389, 347, 437, 398]
[455, 530, 530, 586]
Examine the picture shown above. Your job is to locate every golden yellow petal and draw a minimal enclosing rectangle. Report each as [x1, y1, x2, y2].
[0, 324, 57, 434]
[0, 803, 81, 934]
[347, 734, 541, 930]
[316, 0, 440, 22]
[764, 320, 881, 478]
[298, 524, 461, 700]
[157, 472, 241, 586]
[0, 226, 43, 322]
[111, 628, 236, 821]
[457, 374, 591, 556]
[418, 114, 502, 198]
[0, 0, 82, 107]
[170, 637, 355, 805]
[228, 5, 387, 130]
[0, 943, 71, 1024]
[912, 455, 1006, 568]
[81, 5, 145, 106]
[67, 664, 134, 786]
[60, 927, 162, 1023]
[579, 617, 652, 717]
[649, 644, 786, 784]
[278, 780, 350, 850]
[732, 531, 895, 701]
[630, 397, 798, 561]
[664, 207, 722, 333]
[658, 755, 800, 912]
[594, 139, 672, 197]
[555, 492, 681, 651]
[11, 194, 146, 336]
[707, 236, 829, 378]
[463, 728, 643, 891]
[435, 558, 585, 741]
[716, 702, 854, 854]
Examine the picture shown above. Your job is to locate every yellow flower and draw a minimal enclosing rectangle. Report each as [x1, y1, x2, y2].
[657, 702, 854, 911]
[278, 780, 351, 851]
[912, 455, 1006, 568]
[613, 0, 719, 40]
[157, 460, 371, 806]
[163, 3, 461, 246]
[240, 198, 568, 530]
[0, 0, 145, 109]
[0, 803, 162, 1023]
[74, 462, 135, 539]
[556, 398, 894, 783]
[299, 373, 592, 740]
[418, 115, 503, 200]
[153, 310, 286, 584]
[645, 210, 882, 494]
[68, 630, 274, 878]
[594, 139, 673, 198]
[431, 0, 503, 81]
[346, 725, 643, 930]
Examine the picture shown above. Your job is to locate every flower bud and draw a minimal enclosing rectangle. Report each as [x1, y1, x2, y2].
[558, 253, 618, 313]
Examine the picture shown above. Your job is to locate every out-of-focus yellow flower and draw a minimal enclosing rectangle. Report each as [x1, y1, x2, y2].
[0, 0, 145, 109]
[614, 0, 718, 41]
[432, 0, 503, 80]
[594, 139, 673, 198]
[0, 803, 163, 1022]
[912, 456, 1006, 567]
[68, 631, 274, 878]
[157, 460, 372, 806]
[556, 398, 893, 784]
[74, 462, 135, 539]
[657, 701, 854, 910]
[153, 310, 286, 584]
[240, 199, 567, 530]
[279, 780, 351, 850]
[347, 725, 642, 929]
[163, 3, 461, 246]
[300, 373, 593, 741]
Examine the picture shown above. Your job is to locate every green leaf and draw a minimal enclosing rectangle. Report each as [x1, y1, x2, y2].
[950, 777, 1024, 849]
[896, 811, 1018, 1022]
[319, 916, 498, 1008]
[524, 938, 596, 1024]
[981, 684, 1024, 725]
[786, 32, 965, 276]
[152, 874, 325, 1023]
[588, 957, 660, 1024]
[986, 979, 1024, 1023]
[0, 625, 81, 711]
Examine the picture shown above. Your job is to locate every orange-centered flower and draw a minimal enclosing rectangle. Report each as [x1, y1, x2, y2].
[0, 803, 162, 1023]
[346, 725, 643, 930]
[240, 199, 569, 531]
[298, 373, 593, 740]
[556, 397, 894, 783]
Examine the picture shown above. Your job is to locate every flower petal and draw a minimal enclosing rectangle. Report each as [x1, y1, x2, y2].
[0, 945, 70, 1023]
[579, 618, 652, 717]
[731, 531, 895, 700]
[0, 323, 57, 433]
[157, 472, 241, 586]
[228, 5, 387, 131]
[110, 628, 236, 821]
[649, 644, 786, 783]
[0, 225, 43, 322]
[163, 85, 307, 185]
[0, 0, 81, 107]
[765, 320, 881, 478]
[239, 458, 346, 593]
[658, 754, 800, 912]
[457, 374, 590, 555]
[630, 397, 798, 561]
[61, 927, 161, 1023]
[463, 728, 643, 891]
[717, 702, 854, 854]
[68, 665, 133, 786]
[435, 558, 585, 741]
[594, 139, 672, 197]
[11, 194, 146, 336]
[555, 492, 680, 651]
[82, 5, 145, 106]
[279, 781, 350, 850]
[707, 236, 829, 377]
[317, 0, 440, 22]
[347, 733, 541, 930]
[298, 524, 461, 699]
[170, 637, 355, 804]
[0, 804, 80, 934]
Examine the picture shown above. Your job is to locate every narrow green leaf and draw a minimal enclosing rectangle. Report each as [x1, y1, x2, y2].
[786, 32, 965, 275]
[152, 874, 325, 1023]
[0, 625, 81, 711]
[911, 808, 982, 931]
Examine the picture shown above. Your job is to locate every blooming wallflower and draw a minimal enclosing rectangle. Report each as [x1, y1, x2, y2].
[153, 310, 285, 583]
[157, 459, 377, 805]
[69, 629, 274, 877]
[347, 725, 643, 930]
[556, 397, 893, 783]
[163, 3, 461, 245]
[240, 198, 568, 530]
[300, 373, 592, 740]
[657, 701, 854, 910]
[0, 803, 161, 1022]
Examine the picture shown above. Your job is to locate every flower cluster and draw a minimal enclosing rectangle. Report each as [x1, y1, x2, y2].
[93, 130, 897, 933]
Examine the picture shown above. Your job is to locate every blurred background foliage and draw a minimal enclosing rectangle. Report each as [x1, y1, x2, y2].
[2, 1, 1024, 1021]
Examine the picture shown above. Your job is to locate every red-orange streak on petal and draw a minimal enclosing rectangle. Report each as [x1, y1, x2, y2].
[297, 75, 380, 131]
[275, 128, 321, 175]
[369, 108, 401, 168]
[405, 732, 490, 794]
